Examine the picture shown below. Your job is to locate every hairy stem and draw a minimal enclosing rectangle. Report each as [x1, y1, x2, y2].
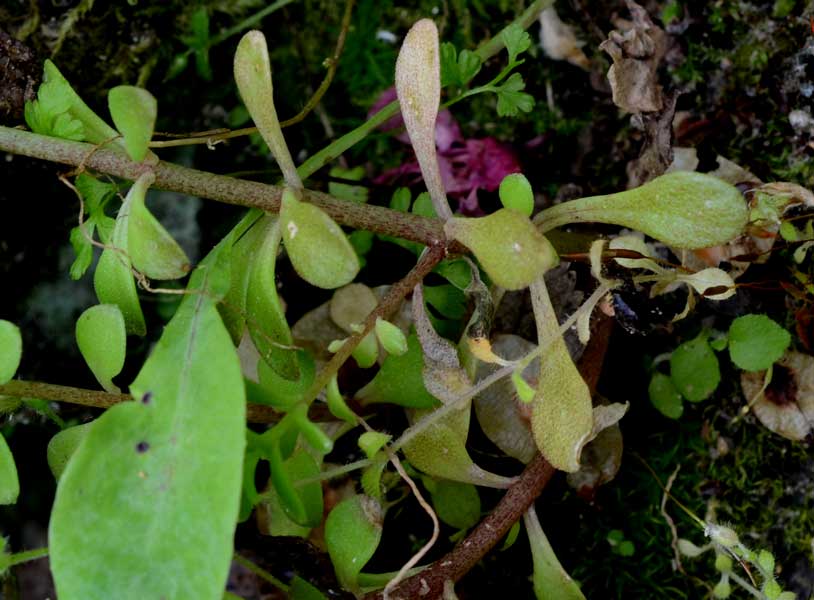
[0, 126, 448, 246]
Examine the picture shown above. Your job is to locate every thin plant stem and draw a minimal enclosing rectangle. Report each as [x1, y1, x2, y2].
[4, 547, 49, 568]
[0, 380, 285, 424]
[300, 244, 447, 407]
[153, 0, 355, 149]
[232, 553, 289, 592]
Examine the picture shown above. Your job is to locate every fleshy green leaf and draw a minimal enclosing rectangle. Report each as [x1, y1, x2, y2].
[395, 19, 451, 220]
[375, 317, 408, 356]
[50, 243, 245, 600]
[536, 172, 749, 250]
[529, 278, 593, 472]
[0, 320, 22, 385]
[126, 173, 191, 280]
[670, 335, 720, 403]
[0, 433, 19, 505]
[280, 189, 360, 289]
[499, 173, 534, 217]
[356, 333, 440, 409]
[351, 332, 378, 369]
[648, 373, 684, 418]
[430, 480, 481, 530]
[446, 208, 558, 291]
[256, 349, 315, 409]
[325, 495, 383, 592]
[525, 507, 586, 600]
[326, 375, 356, 424]
[729, 314, 791, 372]
[276, 448, 324, 528]
[108, 86, 157, 162]
[246, 214, 299, 379]
[75, 304, 126, 393]
[93, 176, 146, 336]
[46, 422, 94, 481]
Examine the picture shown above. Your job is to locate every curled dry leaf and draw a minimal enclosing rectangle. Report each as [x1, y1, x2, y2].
[741, 351, 814, 441]
[330, 283, 378, 333]
[599, 0, 667, 114]
[538, 7, 590, 70]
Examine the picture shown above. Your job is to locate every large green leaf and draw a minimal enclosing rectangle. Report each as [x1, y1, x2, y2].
[50, 243, 245, 600]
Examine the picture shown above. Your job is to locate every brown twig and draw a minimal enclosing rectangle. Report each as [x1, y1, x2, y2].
[367, 314, 613, 599]
[302, 244, 447, 406]
[0, 127, 452, 249]
[0, 379, 284, 424]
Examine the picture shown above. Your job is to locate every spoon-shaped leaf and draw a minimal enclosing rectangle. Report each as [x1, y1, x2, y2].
[75, 304, 126, 393]
[395, 19, 452, 220]
[499, 173, 534, 217]
[330, 283, 378, 332]
[0, 433, 19, 505]
[126, 174, 190, 280]
[245, 214, 299, 380]
[529, 277, 593, 472]
[280, 188, 360, 289]
[93, 176, 146, 336]
[535, 171, 748, 249]
[108, 85, 157, 162]
[0, 320, 22, 384]
[234, 31, 302, 188]
[47, 422, 94, 481]
[325, 494, 383, 592]
[445, 209, 558, 290]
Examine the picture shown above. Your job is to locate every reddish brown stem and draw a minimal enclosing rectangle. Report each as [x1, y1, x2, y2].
[367, 313, 613, 599]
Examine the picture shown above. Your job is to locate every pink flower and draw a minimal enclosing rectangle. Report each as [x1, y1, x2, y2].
[369, 87, 521, 214]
